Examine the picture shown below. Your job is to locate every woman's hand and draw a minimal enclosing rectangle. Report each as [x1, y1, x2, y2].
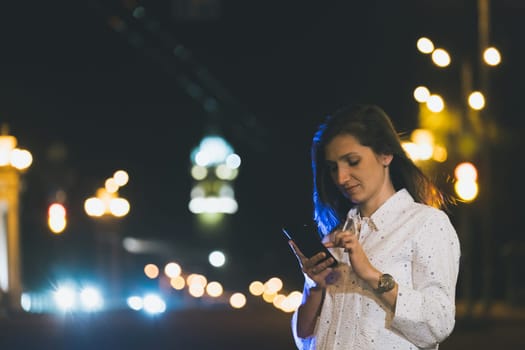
[288, 240, 336, 288]
[324, 229, 379, 283]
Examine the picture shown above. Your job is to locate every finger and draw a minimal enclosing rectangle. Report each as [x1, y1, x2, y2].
[310, 255, 336, 275]
[312, 265, 334, 280]
[311, 251, 331, 266]
[288, 240, 307, 260]
[343, 236, 356, 252]
[319, 256, 336, 270]
[342, 236, 354, 245]
[342, 240, 354, 252]
[303, 254, 326, 272]
[324, 241, 335, 248]
[310, 265, 325, 276]
[306, 260, 322, 275]
[333, 230, 352, 244]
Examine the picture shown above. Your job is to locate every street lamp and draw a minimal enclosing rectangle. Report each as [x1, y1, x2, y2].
[84, 170, 130, 304]
[454, 162, 479, 202]
[0, 124, 32, 313]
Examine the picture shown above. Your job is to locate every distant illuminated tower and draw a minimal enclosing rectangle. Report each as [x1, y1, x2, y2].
[188, 134, 241, 227]
[0, 125, 32, 312]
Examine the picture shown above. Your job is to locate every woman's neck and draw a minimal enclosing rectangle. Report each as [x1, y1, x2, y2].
[359, 182, 396, 218]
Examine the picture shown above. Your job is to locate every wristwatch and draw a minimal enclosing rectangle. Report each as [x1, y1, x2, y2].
[375, 273, 395, 294]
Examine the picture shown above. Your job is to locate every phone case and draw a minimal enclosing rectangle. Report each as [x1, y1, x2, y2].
[282, 223, 338, 267]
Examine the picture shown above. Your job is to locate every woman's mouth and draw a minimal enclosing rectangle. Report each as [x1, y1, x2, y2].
[343, 184, 360, 196]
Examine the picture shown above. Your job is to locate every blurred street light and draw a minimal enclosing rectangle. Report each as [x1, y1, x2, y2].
[454, 162, 479, 202]
[416, 37, 434, 54]
[431, 48, 451, 67]
[84, 170, 130, 218]
[483, 47, 501, 66]
[84, 170, 130, 303]
[468, 91, 486, 111]
[0, 124, 32, 313]
[47, 202, 67, 234]
[402, 128, 447, 164]
[413, 0, 501, 316]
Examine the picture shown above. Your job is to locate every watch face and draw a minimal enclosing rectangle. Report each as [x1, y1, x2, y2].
[377, 274, 395, 293]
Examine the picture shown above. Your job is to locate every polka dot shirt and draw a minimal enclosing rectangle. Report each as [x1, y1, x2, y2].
[292, 189, 461, 349]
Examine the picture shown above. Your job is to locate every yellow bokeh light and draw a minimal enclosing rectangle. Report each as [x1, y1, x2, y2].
[426, 94, 445, 112]
[454, 162, 478, 201]
[483, 47, 501, 66]
[187, 273, 207, 288]
[402, 142, 420, 161]
[144, 263, 159, 279]
[454, 180, 479, 201]
[10, 148, 33, 170]
[0, 135, 17, 166]
[48, 203, 66, 217]
[432, 145, 448, 162]
[416, 37, 434, 54]
[109, 197, 130, 217]
[206, 281, 223, 297]
[113, 170, 129, 186]
[468, 91, 485, 110]
[272, 294, 286, 309]
[48, 203, 67, 234]
[413, 86, 431, 103]
[454, 162, 478, 181]
[105, 178, 119, 193]
[431, 48, 451, 67]
[188, 283, 205, 297]
[411, 129, 434, 146]
[264, 277, 283, 294]
[48, 216, 66, 234]
[249, 281, 264, 296]
[84, 197, 104, 217]
[281, 291, 303, 313]
[229, 292, 246, 309]
[170, 276, 185, 290]
[262, 291, 277, 303]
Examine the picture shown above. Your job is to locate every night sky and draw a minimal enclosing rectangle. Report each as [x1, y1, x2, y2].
[1, 1, 523, 296]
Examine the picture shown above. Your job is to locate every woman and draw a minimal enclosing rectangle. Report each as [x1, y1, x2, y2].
[289, 104, 461, 349]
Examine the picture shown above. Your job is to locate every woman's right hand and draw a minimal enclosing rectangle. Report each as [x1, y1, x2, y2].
[288, 240, 336, 288]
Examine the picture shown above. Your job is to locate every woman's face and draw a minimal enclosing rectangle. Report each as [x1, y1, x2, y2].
[324, 134, 391, 206]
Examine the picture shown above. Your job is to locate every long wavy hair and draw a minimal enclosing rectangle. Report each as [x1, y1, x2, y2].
[311, 104, 450, 235]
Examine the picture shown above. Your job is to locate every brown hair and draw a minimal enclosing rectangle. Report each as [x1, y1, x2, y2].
[311, 104, 451, 234]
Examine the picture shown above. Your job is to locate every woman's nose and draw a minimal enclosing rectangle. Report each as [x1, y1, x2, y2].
[335, 168, 349, 185]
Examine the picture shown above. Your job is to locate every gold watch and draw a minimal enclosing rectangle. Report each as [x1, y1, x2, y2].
[375, 273, 395, 294]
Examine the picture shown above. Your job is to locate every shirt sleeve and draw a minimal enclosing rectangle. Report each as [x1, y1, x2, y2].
[390, 209, 461, 348]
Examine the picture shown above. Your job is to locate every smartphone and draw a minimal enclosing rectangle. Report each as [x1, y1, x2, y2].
[282, 223, 338, 268]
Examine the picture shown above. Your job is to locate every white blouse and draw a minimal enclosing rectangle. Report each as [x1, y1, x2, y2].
[292, 189, 461, 349]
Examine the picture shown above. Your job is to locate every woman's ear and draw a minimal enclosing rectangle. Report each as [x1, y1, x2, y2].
[381, 154, 394, 167]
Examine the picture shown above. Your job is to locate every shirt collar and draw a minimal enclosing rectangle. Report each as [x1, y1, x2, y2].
[347, 188, 414, 232]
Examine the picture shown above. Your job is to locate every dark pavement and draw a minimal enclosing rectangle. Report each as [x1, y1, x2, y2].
[1, 302, 525, 349]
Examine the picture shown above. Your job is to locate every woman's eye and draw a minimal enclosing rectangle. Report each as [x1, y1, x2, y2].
[326, 164, 337, 172]
[348, 159, 359, 166]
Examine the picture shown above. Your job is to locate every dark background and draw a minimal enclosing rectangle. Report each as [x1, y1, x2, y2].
[0, 0, 523, 299]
